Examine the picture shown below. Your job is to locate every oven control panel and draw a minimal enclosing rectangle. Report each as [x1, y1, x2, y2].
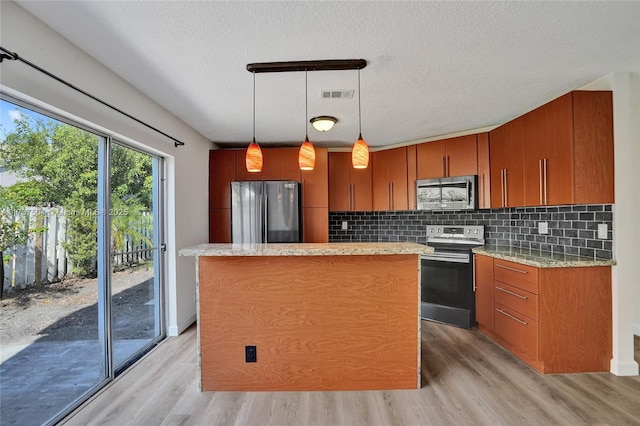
[426, 225, 485, 242]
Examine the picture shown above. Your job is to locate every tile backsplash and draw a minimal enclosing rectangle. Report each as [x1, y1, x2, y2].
[329, 204, 613, 260]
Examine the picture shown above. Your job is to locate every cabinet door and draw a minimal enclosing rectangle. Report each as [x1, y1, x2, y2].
[571, 91, 614, 204]
[445, 135, 477, 177]
[328, 152, 352, 211]
[544, 94, 574, 205]
[209, 208, 231, 243]
[416, 140, 446, 179]
[476, 133, 491, 209]
[523, 107, 547, 206]
[474, 254, 494, 332]
[504, 117, 525, 207]
[372, 150, 391, 211]
[351, 166, 372, 211]
[388, 147, 408, 210]
[235, 147, 301, 181]
[301, 147, 328, 208]
[209, 150, 237, 209]
[303, 207, 328, 242]
[489, 125, 507, 208]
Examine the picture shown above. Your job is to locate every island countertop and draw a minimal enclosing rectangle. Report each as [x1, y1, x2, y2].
[179, 242, 434, 257]
[473, 245, 616, 268]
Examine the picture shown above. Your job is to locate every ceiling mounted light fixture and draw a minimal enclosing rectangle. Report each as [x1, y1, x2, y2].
[246, 71, 263, 173]
[310, 116, 337, 132]
[352, 68, 369, 169]
[299, 70, 316, 171]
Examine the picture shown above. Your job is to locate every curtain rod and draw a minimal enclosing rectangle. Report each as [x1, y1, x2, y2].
[0, 46, 185, 147]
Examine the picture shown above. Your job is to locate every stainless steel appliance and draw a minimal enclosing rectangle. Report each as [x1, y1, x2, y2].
[231, 181, 301, 244]
[421, 225, 484, 329]
[416, 175, 477, 211]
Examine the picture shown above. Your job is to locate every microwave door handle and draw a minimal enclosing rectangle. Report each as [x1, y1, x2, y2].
[466, 179, 470, 206]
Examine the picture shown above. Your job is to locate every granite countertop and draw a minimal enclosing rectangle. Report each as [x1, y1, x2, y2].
[180, 242, 434, 257]
[472, 245, 616, 268]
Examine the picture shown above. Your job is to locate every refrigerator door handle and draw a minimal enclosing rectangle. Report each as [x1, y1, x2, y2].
[264, 193, 268, 244]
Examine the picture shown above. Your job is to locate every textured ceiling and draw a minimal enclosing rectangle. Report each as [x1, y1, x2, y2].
[14, 1, 640, 149]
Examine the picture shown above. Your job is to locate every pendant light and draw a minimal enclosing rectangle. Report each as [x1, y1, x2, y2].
[298, 70, 316, 171]
[352, 68, 369, 169]
[246, 71, 263, 173]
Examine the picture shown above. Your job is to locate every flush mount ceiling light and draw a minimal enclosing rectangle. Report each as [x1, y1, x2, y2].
[352, 68, 369, 169]
[246, 71, 263, 173]
[310, 116, 337, 132]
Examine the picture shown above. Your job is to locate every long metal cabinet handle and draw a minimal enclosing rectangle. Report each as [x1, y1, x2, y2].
[496, 263, 528, 274]
[543, 158, 548, 205]
[351, 184, 355, 210]
[442, 156, 446, 177]
[391, 182, 394, 209]
[447, 156, 450, 177]
[388, 182, 391, 210]
[497, 308, 528, 325]
[496, 286, 528, 300]
[504, 169, 508, 206]
[500, 170, 503, 207]
[539, 159, 543, 205]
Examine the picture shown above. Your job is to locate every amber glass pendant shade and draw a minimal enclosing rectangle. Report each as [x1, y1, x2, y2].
[246, 140, 263, 173]
[298, 137, 316, 171]
[352, 134, 369, 169]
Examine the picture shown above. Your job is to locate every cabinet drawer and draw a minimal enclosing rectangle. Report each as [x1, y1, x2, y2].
[495, 303, 539, 361]
[494, 282, 538, 321]
[493, 259, 539, 294]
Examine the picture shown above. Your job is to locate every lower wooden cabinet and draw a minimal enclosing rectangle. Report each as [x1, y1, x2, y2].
[475, 254, 612, 373]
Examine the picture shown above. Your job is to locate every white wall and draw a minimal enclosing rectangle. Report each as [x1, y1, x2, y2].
[0, 1, 210, 336]
[581, 72, 640, 375]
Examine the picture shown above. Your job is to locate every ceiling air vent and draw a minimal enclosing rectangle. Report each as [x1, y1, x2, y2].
[321, 89, 354, 99]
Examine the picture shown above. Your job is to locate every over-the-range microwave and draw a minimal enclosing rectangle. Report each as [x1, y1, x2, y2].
[416, 175, 477, 211]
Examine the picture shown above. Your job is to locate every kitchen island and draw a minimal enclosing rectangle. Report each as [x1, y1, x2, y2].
[179, 242, 432, 392]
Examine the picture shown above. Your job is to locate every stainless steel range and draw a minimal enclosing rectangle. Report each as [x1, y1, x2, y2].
[420, 225, 485, 329]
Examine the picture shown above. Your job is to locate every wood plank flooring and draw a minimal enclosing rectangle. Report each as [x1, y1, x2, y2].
[62, 322, 640, 426]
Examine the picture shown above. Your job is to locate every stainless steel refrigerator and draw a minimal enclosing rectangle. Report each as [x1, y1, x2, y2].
[231, 181, 301, 244]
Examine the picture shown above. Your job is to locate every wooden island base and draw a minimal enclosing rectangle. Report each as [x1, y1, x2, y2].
[197, 252, 421, 391]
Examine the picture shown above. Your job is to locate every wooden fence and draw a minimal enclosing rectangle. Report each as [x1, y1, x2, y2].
[2, 207, 153, 293]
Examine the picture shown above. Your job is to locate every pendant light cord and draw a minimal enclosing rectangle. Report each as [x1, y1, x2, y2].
[252, 71, 256, 142]
[357, 68, 362, 137]
[305, 70, 308, 138]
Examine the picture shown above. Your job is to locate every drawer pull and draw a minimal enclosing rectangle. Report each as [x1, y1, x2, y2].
[496, 308, 528, 326]
[496, 286, 528, 300]
[496, 263, 528, 274]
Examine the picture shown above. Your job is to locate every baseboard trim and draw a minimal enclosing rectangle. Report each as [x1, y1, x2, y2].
[610, 359, 640, 376]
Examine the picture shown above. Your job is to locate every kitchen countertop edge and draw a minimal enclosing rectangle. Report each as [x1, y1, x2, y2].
[180, 242, 435, 257]
[473, 246, 616, 268]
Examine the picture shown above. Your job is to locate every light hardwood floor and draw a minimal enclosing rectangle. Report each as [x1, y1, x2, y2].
[62, 322, 640, 426]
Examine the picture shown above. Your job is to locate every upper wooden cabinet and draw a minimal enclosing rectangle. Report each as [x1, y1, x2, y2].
[476, 133, 491, 209]
[372, 147, 409, 211]
[495, 90, 614, 209]
[416, 135, 477, 179]
[490, 117, 525, 208]
[300, 148, 328, 208]
[209, 150, 237, 209]
[328, 152, 372, 211]
[235, 147, 301, 181]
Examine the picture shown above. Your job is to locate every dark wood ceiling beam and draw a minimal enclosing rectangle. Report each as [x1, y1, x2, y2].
[246, 59, 366, 73]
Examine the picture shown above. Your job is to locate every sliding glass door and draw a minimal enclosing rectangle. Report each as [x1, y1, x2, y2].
[0, 96, 165, 425]
[110, 142, 163, 371]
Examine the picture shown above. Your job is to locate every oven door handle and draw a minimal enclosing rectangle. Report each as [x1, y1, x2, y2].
[421, 253, 470, 264]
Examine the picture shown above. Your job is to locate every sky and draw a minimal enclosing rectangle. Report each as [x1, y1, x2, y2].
[0, 98, 55, 139]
